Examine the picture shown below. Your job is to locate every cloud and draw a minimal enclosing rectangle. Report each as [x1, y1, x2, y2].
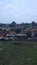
[1, 3, 16, 10]
[0, 0, 37, 23]
[6, 4, 13, 8]
[0, 1, 2, 4]
[0, 4, 13, 10]
[0, 1, 13, 10]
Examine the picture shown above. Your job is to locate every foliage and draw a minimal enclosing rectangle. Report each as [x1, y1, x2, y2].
[9, 21, 16, 27]
[26, 31, 32, 38]
[14, 28, 22, 33]
[31, 21, 35, 28]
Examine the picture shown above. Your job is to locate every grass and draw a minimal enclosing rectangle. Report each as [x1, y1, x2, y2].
[0, 41, 37, 65]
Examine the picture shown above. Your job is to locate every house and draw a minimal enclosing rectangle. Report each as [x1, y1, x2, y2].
[15, 30, 26, 39]
[30, 29, 37, 37]
[0, 31, 5, 39]
[7, 31, 16, 36]
[6, 31, 16, 40]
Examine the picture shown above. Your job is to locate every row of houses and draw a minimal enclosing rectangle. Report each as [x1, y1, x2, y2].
[0, 27, 37, 40]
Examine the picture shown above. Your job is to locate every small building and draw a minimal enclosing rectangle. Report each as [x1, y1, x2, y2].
[6, 31, 16, 40]
[0, 31, 5, 38]
[15, 30, 26, 40]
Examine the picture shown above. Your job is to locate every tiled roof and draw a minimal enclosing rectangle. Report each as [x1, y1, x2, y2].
[8, 31, 16, 35]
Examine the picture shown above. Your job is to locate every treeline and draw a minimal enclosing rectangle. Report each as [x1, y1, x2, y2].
[0, 21, 37, 29]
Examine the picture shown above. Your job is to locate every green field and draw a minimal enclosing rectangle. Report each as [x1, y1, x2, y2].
[0, 41, 37, 65]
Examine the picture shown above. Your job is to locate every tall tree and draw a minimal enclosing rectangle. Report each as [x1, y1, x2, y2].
[31, 21, 35, 27]
[11, 21, 16, 27]
[9, 21, 16, 27]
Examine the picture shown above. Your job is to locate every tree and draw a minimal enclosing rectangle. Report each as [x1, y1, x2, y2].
[8, 21, 16, 27]
[14, 28, 22, 33]
[11, 21, 16, 27]
[26, 31, 32, 38]
[31, 21, 35, 27]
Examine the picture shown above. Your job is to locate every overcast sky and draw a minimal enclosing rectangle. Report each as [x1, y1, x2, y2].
[0, 0, 37, 23]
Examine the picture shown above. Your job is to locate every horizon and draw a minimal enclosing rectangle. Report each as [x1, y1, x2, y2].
[0, 0, 37, 23]
[0, 21, 37, 24]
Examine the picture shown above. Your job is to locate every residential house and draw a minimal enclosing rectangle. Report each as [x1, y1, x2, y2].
[6, 31, 16, 40]
[0, 31, 5, 39]
[17, 30, 26, 36]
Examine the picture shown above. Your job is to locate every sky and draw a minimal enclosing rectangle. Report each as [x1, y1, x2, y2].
[0, 0, 37, 24]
